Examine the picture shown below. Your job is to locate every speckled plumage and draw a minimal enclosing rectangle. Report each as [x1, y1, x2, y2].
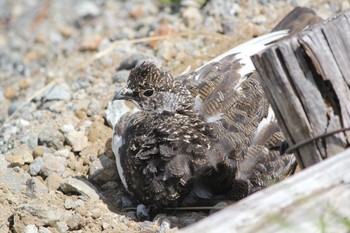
[111, 7, 321, 209]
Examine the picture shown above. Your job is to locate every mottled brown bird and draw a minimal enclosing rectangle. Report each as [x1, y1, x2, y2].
[111, 7, 321, 209]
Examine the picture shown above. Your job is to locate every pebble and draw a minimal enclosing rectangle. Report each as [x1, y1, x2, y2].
[102, 222, 110, 230]
[64, 198, 76, 210]
[112, 70, 130, 83]
[56, 221, 69, 233]
[29, 157, 43, 176]
[181, 7, 203, 28]
[54, 148, 70, 158]
[0, 168, 25, 193]
[155, 41, 175, 61]
[121, 196, 133, 208]
[8, 100, 21, 115]
[75, 1, 101, 19]
[101, 181, 118, 190]
[45, 172, 63, 191]
[75, 199, 85, 208]
[66, 214, 82, 230]
[38, 227, 53, 233]
[38, 128, 65, 150]
[65, 130, 88, 152]
[60, 176, 99, 200]
[24, 224, 39, 233]
[19, 131, 38, 149]
[32, 146, 50, 158]
[89, 154, 118, 185]
[87, 99, 101, 116]
[15, 203, 64, 227]
[80, 35, 103, 52]
[159, 219, 171, 233]
[91, 207, 102, 219]
[60, 124, 75, 134]
[44, 84, 71, 101]
[136, 204, 150, 221]
[26, 177, 49, 197]
[4, 144, 34, 166]
[4, 87, 17, 100]
[41, 153, 66, 177]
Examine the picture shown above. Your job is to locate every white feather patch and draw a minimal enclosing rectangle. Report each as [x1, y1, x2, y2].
[193, 30, 289, 81]
[179, 65, 191, 77]
[112, 131, 129, 192]
[206, 113, 223, 123]
[253, 106, 276, 143]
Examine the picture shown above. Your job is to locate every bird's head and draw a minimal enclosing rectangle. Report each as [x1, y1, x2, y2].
[113, 62, 193, 112]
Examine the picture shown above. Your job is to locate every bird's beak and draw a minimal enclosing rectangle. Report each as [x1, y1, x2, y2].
[112, 87, 134, 101]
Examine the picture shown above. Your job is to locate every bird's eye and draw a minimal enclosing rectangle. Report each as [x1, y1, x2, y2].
[143, 89, 154, 97]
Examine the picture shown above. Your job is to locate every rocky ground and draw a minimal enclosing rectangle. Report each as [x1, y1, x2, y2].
[0, 0, 348, 232]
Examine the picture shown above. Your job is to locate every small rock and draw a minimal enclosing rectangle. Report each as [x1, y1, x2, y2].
[8, 101, 21, 115]
[89, 154, 118, 185]
[74, 199, 85, 208]
[159, 219, 171, 233]
[19, 79, 30, 89]
[60, 177, 99, 200]
[75, 1, 101, 19]
[38, 227, 52, 233]
[56, 222, 69, 233]
[4, 144, 33, 166]
[26, 177, 48, 197]
[87, 99, 101, 116]
[155, 40, 175, 61]
[0, 168, 26, 193]
[66, 214, 82, 230]
[4, 87, 17, 100]
[87, 119, 112, 142]
[65, 130, 88, 152]
[101, 181, 118, 191]
[102, 222, 110, 230]
[182, 7, 203, 28]
[19, 131, 38, 149]
[149, 24, 176, 48]
[29, 157, 43, 176]
[41, 153, 66, 177]
[64, 198, 76, 210]
[24, 224, 38, 233]
[32, 146, 49, 158]
[252, 15, 267, 25]
[44, 84, 71, 101]
[121, 196, 133, 208]
[80, 35, 103, 52]
[136, 204, 150, 221]
[91, 207, 101, 219]
[46, 172, 63, 191]
[15, 203, 64, 227]
[38, 128, 65, 150]
[60, 124, 74, 134]
[112, 70, 129, 83]
[54, 148, 70, 158]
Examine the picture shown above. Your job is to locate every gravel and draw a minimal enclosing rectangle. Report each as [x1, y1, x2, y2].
[0, 0, 346, 232]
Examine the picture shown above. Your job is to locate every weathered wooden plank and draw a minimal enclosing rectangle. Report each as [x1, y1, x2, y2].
[252, 10, 350, 168]
[180, 149, 350, 233]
